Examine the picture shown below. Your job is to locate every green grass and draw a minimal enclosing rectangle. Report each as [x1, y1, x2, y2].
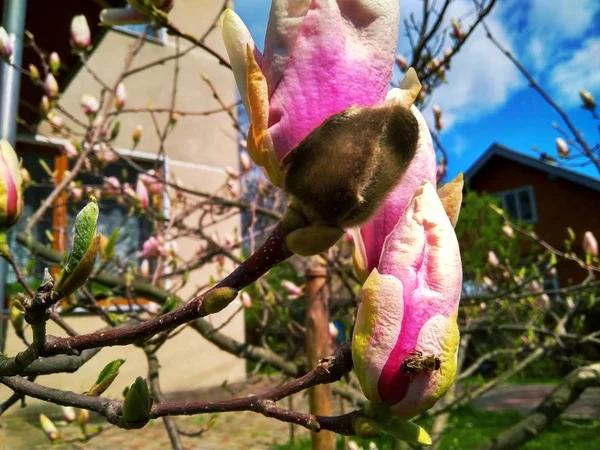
[271, 406, 600, 450]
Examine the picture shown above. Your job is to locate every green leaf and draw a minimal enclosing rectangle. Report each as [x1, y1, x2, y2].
[88, 359, 125, 396]
[110, 120, 121, 141]
[104, 228, 119, 261]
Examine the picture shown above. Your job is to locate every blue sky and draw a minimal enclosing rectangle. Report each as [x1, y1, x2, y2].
[235, 0, 600, 181]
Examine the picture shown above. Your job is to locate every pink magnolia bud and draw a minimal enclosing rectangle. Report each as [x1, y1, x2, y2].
[241, 291, 252, 308]
[114, 82, 126, 109]
[81, 94, 100, 116]
[136, 178, 149, 208]
[139, 170, 162, 194]
[49, 52, 60, 74]
[502, 224, 514, 238]
[240, 151, 252, 172]
[579, 90, 596, 110]
[328, 321, 339, 340]
[97, 144, 117, 163]
[583, 231, 598, 256]
[140, 235, 164, 259]
[29, 64, 40, 82]
[71, 15, 91, 51]
[547, 266, 557, 276]
[0, 140, 24, 229]
[61, 141, 79, 159]
[49, 114, 64, 131]
[555, 138, 569, 158]
[20, 168, 30, 184]
[39, 414, 60, 442]
[0, 27, 12, 59]
[487, 250, 499, 267]
[281, 280, 303, 299]
[71, 185, 83, 201]
[103, 176, 121, 195]
[395, 55, 408, 71]
[62, 406, 76, 423]
[44, 73, 59, 99]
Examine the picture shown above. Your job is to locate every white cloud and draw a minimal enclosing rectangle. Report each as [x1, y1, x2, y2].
[549, 37, 600, 108]
[530, 0, 600, 39]
[527, 37, 545, 72]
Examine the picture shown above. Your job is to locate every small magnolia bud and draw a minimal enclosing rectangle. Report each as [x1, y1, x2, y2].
[502, 224, 514, 238]
[132, 125, 142, 146]
[479, 301, 487, 310]
[432, 105, 443, 131]
[71, 15, 91, 51]
[281, 280, 303, 299]
[71, 185, 83, 201]
[0, 27, 12, 59]
[40, 414, 60, 442]
[77, 409, 89, 435]
[103, 176, 121, 195]
[328, 321, 339, 340]
[88, 359, 125, 396]
[487, 250, 499, 267]
[62, 406, 76, 423]
[81, 94, 99, 116]
[140, 259, 150, 277]
[20, 167, 30, 184]
[122, 377, 152, 429]
[170, 111, 178, 126]
[136, 178, 149, 208]
[583, 231, 598, 256]
[49, 114, 65, 131]
[114, 82, 126, 109]
[395, 55, 408, 71]
[241, 291, 252, 308]
[450, 18, 463, 40]
[9, 302, 24, 337]
[29, 64, 40, 82]
[44, 73, 59, 99]
[579, 90, 596, 110]
[49, 52, 60, 74]
[61, 141, 79, 159]
[240, 151, 252, 172]
[0, 140, 24, 229]
[39, 95, 50, 118]
[555, 138, 569, 158]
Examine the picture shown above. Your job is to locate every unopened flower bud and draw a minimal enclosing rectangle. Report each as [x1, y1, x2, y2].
[44, 73, 59, 99]
[114, 82, 126, 109]
[49, 114, 65, 131]
[136, 178, 149, 208]
[39, 414, 60, 442]
[49, 52, 60, 74]
[20, 167, 30, 184]
[555, 137, 569, 158]
[432, 105, 443, 131]
[170, 112, 178, 126]
[240, 151, 252, 172]
[71, 15, 91, 51]
[29, 64, 40, 82]
[39, 95, 50, 118]
[502, 224, 513, 238]
[281, 280, 303, 299]
[132, 125, 142, 147]
[583, 231, 598, 256]
[487, 250, 499, 267]
[121, 377, 152, 429]
[328, 321, 339, 340]
[140, 259, 150, 277]
[579, 90, 596, 110]
[395, 55, 408, 71]
[77, 409, 89, 435]
[62, 406, 76, 423]
[81, 94, 99, 116]
[0, 27, 12, 59]
[0, 140, 24, 229]
[450, 18, 463, 40]
[9, 302, 24, 337]
[241, 291, 252, 308]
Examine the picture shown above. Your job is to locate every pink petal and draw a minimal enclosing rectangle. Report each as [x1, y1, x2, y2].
[360, 106, 436, 271]
[267, 0, 399, 159]
[376, 181, 461, 404]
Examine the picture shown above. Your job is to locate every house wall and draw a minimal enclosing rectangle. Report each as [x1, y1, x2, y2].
[467, 155, 600, 285]
[3, 0, 248, 406]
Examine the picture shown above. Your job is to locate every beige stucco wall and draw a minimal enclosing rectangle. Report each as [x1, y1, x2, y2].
[5, 1, 247, 404]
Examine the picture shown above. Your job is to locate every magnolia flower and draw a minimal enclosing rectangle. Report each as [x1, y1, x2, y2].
[241, 291, 252, 308]
[44, 73, 59, 99]
[0, 140, 24, 229]
[139, 169, 162, 194]
[81, 94, 100, 116]
[555, 138, 569, 158]
[115, 82, 126, 109]
[583, 231, 598, 256]
[221, 1, 400, 186]
[101, 0, 175, 26]
[71, 15, 91, 50]
[136, 178, 149, 208]
[352, 182, 462, 419]
[0, 27, 12, 58]
[139, 235, 164, 259]
[487, 250, 500, 267]
[49, 52, 61, 74]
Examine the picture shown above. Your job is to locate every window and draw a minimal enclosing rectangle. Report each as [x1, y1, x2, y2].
[495, 186, 537, 223]
[113, 6, 167, 44]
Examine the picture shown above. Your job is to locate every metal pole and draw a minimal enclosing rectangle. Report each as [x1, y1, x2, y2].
[0, 0, 28, 352]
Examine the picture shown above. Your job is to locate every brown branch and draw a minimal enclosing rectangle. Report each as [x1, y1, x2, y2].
[477, 362, 600, 450]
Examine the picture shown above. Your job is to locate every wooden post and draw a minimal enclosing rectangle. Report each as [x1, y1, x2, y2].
[305, 265, 335, 450]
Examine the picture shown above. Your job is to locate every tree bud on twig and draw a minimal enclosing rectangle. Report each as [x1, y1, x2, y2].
[44, 73, 59, 99]
[121, 377, 152, 429]
[0, 27, 12, 59]
[555, 137, 569, 158]
[49, 52, 60, 74]
[71, 15, 91, 51]
[579, 90, 596, 110]
[0, 140, 24, 230]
